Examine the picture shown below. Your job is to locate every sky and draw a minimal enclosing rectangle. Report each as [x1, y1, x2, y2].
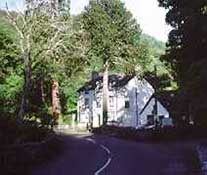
[0, 0, 171, 41]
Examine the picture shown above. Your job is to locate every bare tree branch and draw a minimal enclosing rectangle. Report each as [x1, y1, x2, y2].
[5, 3, 25, 52]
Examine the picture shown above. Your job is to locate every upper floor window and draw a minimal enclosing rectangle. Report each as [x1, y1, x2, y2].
[85, 98, 89, 108]
[85, 91, 89, 95]
[125, 95, 130, 108]
[96, 98, 101, 108]
[125, 100, 130, 108]
[109, 96, 114, 107]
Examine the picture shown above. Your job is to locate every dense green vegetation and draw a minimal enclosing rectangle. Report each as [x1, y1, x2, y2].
[158, 0, 207, 125]
[58, 35, 168, 114]
[0, 1, 206, 173]
[0, 0, 179, 133]
[0, 0, 205, 150]
[0, 1, 170, 122]
[0, 13, 22, 115]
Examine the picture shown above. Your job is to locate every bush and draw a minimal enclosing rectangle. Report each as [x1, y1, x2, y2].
[92, 125, 207, 142]
[0, 115, 64, 175]
[0, 135, 64, 175]
[0, 115, 52, 145]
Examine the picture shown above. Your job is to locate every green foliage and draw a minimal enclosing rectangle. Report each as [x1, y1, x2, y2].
[141, 34, 165, 55]
[0, 73, 23, 113]
[141, 34, 168, 74]
[2, 1, 88, 121]
[58, 114, 72, 125]
[0, 26, 20, 81]
[0, 20, 22, 114]
[0, 10, 17, 38]
[0, 0, 172, 124]
[29, 12, 87, 86]
[158, 0, 207, 124]
[0, 73, 23, 100]
[60, 1, 171, 112]
[83, 0, 149, 75]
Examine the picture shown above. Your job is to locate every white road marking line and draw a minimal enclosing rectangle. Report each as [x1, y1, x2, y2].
[86, 138, 96, 144]
[94, 157, 112, 175]
[94, 144, 112, 175]
[100, 144, 111, 154]
[85, 138, 112, 175]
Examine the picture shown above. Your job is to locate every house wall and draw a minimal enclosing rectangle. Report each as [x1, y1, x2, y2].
[77, 91, 93, 125]
[77, 76, 170, 128]
[112, 88, 126, 125]
[120, 77, 154, 127]
[92, 89, 103, 127]
[140, 98, 169, 126]
[125, 77, 169, 127]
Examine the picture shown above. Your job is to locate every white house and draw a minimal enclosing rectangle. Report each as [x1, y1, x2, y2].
[77, 72, 171, 129]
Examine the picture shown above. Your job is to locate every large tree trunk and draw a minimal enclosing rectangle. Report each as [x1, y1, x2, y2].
[36, 77, 45, 105]
[102, 62, 109, 125]
[17, 51, 32, 122]
[51, 80, 61, 122]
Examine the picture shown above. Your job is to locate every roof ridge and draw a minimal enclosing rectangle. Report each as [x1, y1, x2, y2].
[77, 73, 135, 92]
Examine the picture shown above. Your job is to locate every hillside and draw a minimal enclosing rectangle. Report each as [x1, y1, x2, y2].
[140, 33, 168, 75]
[141, 33, 165, 56]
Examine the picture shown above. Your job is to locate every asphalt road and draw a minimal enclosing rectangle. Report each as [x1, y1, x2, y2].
[32, 134, 201, 175]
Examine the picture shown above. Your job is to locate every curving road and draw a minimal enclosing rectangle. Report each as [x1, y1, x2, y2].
[32, 134, 201, 175]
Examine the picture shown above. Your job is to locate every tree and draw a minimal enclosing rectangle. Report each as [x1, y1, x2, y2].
[0, 28, 22, 114]
[0, 27, 19, 81]
[158, 0, 207, 125]
[83, 0, 148, 125]
[6, 0, 87, 123]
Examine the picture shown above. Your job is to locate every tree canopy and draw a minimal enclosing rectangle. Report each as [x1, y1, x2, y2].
[0, 0, 170, 124]
[158, 0, 207, 124]
[82, 0, 150, 75]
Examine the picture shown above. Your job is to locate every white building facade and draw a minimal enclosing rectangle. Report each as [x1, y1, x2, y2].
[77, 73, 171, 128]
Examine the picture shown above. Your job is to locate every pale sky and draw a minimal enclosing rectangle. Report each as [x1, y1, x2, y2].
[0, 0, 171, 41]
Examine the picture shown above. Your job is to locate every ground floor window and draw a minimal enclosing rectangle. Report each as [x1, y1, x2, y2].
[109, 96, 115, 107]
[85, 98, 89, 108]
[125, 100, 130, 108]
[147, 115, 154, 125]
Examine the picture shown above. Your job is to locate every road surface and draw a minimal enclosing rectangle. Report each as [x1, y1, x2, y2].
[32, 134, 201, 175]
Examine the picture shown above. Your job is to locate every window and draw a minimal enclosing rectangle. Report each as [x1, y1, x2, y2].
[85, 91, 89, 95]
[125, 100, 130, 108]
[97, 100, 101, 108]
[85, 98, 89, 108]
[109, 96, 114, 107]
[96, 97, 101, 108]
[159, 115, 164, 125]
[147, 115, 154, 125]
[159, 115, 164, 121]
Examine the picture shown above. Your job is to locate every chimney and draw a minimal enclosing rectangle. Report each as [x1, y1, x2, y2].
[91, 71, 99, 80]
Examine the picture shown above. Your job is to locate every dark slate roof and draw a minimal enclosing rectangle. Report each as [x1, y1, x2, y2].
[77, 74, 134, 92]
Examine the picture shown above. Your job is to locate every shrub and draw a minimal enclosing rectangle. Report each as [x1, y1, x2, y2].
[92, 125, 207, 142]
